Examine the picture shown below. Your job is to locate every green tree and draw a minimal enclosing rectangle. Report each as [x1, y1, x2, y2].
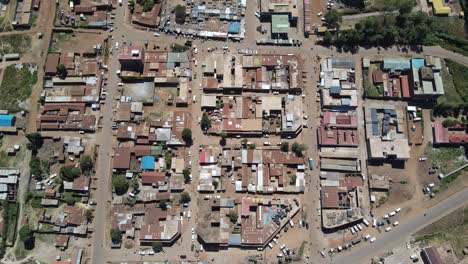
[280, 142, 289, 152]
[183, 169, 191, 183]
[19, 225, 33, 242]
[323, 31, 334, 45]
[398, 0, 414, 14]
[62, 192, 77, 205]
[182, 128, 192, 143]
[113, 174, 129, 195]
[56, 64, 67, 78]
[248, 143, 256, 149]
[325, 9, 342, 29]
[164, 151, 173, 169]
[128, 0, 135, 8]
[159, 200, 168, 210]
[26, 132, 43, 154]
[180, 191, 191, 204]
[131, 178, 139, 192]
[143, 0, 155, 12]
[29, 157, 43, 180]
[175, 5, 186, 24]
[84, 209, 93, 222]
[227, 211, 238, 224]
[152, 241, 163, 252]
[60, 165, 81, 181]
[80, 155, 93, 175]
[110, 228, 122, 244]
[241, 139, 248, 146]
[201, 114, 211, 131]
[291, 142, 307, 156]
[212, 180, 219, 190]
[442, 118, 459, 127]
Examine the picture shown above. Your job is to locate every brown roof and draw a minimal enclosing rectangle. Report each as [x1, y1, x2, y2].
[373, 70, 384, 83]
[422, 247, 443, 264]
[74, 5, 97, 13]
[45, 53, 60, 75]
[55, 235, 70, 247]
[133, 145, 151, 156]
[320, 187, 340, 209]
[113, 147, 131, 169]
[141, 171, 166, 185]
[62, 205, 86, 226]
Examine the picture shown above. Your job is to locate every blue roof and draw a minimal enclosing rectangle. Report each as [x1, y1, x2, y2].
[412, 58, 425, 69]
[228, 234, 241, 246]
[228, 22, 240, 34]
[330, 86, 341, 94]
[141, 156, 155, 170]
[341, 98, 351, 105]
[0, 115, 14, 127]
[383, 58, 411, 71]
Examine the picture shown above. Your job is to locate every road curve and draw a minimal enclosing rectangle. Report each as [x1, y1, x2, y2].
[332, 187, 468, 264]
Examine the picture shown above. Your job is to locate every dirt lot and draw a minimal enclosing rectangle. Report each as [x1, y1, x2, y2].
[50, 31, 108, 53]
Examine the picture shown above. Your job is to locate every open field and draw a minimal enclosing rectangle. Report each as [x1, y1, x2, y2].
[0, 63, 38, 112]
[424, 144, 467, 174]
[437, 59, 466, 112]
[415, 205, 468, 260]
[0, 35, 32, 54]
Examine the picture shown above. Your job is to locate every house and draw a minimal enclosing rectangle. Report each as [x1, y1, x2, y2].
[63, 176, 90, 195]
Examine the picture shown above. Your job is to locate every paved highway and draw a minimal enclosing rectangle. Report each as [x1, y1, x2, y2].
[332, 187, 468, 264]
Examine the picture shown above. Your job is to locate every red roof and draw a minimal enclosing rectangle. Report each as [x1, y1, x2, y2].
[400, 75, 410, 98]
[141, 171, 166, 184]
[433, 122, 448, 143]
[113, 147, 131, 169]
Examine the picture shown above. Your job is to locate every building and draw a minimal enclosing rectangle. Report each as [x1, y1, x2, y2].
[259, 0, 298, 26]
[197, 197, 300, 248]
[118, 46, 145, 72]
[421, 246, 443, 264]
[0, 115, 15, 127]
[433, 121, 468, 146]
[271, 15, 289, 39]
[410, 57, 444, 99]
[364, 104, 410, 161]
[320, 58, 357, 110]
[430, 0, 451, 15]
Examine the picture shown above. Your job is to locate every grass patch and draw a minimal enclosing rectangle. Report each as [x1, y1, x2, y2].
[446, 59, 468, 103]
[365, 0, 415, 12]
[415, 205, 468, 259]
[424, 144, 467, 174]
[2, 202, 18, 245]
[0, 34, 31, 54]
[14, 242, 27, 260]
[0, 64, 38, 112]
[50, 33, 72, 52]
[0, 17, 13, 33]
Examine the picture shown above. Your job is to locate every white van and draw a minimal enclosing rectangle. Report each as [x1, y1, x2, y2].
[192, 95, 197, 103]
[369, 237, 376, 243]
[385, 227, 392, 232]
[372, 218, 377, 227]
[362, 219, 369, 227]
[393, 221, 399, 226]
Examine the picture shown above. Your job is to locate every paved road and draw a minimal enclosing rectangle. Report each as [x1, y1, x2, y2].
[332, 187, 468, 264]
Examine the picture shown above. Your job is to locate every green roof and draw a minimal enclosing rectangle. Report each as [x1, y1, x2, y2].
[271, 15, 289, 34]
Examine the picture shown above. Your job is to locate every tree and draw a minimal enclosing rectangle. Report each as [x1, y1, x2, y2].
[280, 142, 289, 152]
[131, 178, 139, 192]
[110, 228, 122, 244]
[56, 64, 67, 78]
[227, 211, 238, 224]
[152, 241, 163, 252]
[62, 192, 77, 205]
[212, 180, 219, 190]
[323, 31, 334, 45]
[325, 9, 342, 29]
[60, 165, 81, 181]
[84, 209, 93, 222]
[398, 0, 414, 14]
[29, 157, 43, 180]
[80, 155, 93, 175]
[143, 0, 155, 12]
[159, 200, 168, 210]
[201, 114, 211, 131]
[175, 5, 186, 24]
[182, 128, 192, 143]
[26, 132, 43, 154]
[183, 169, 191, 183]
[241, 139, 248, 146]
[128, 0, 135, 8]
[113, 174, 129, 195]
[19, 225, 33, 242]
[180, 191, 191, 204]
[248, 143, 256, 149]
[291, 142, 307, 156]
[442, 118, 459, 127]
[164, 151, 173, 169]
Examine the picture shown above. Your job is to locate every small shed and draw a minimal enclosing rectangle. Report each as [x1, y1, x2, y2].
[0, 115, 14, 127]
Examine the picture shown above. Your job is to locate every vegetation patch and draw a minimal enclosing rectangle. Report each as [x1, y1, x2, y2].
[0, 34, 31, 54]
[415, 205, 468, 259]
[424, 144, 467, 174]
[0, 64, 38, 112]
